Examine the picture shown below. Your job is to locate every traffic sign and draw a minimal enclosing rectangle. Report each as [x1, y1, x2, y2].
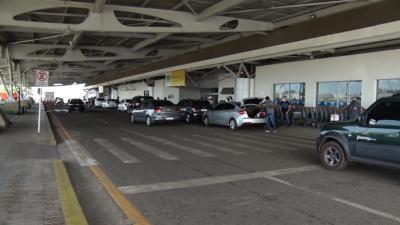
[36, 70, 49, 87]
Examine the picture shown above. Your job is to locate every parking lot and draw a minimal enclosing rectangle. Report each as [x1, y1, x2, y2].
[52, 109, 400, 225]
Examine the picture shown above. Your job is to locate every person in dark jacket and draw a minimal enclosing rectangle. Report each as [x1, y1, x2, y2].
[260, 96, 277, 133]
[279, 96, 292, 127]
[346, 97, 362, 120]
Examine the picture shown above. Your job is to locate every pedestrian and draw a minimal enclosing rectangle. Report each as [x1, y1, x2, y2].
[260, 96, 277, 133]
[207, 96, 214, 107]
[346, 97, 362, 120]
[280, 96, 292, 127]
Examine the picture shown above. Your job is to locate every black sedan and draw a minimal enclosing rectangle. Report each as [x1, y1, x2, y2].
[68, 99, 85, 112]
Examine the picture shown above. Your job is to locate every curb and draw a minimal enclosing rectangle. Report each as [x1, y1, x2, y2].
[45, 112, 57, 145]
[53, 160, 89, 225]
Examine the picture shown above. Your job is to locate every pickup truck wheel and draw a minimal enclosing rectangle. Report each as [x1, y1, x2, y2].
[320, 141, 348, 171]
[229, 119, 238, 130]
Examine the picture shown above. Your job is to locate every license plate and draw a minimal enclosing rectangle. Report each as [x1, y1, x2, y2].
[166, 117, 174, 120]
[201, 109, 207, 112]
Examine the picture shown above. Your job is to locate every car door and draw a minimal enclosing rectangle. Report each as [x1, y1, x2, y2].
[354, 101, 400, 164]
[208, 104, 223, 124]
[134, 102, 147, 121]
[214, 103, 232, 125]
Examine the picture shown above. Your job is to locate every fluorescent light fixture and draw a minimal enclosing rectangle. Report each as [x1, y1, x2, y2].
[69, 40, 73, 45]
[53, 83, 63, 86]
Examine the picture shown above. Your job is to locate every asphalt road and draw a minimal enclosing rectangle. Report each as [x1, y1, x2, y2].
[55, 110, 400, 225]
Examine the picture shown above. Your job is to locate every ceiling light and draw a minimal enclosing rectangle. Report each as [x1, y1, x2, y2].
[69, 40, 73, 45]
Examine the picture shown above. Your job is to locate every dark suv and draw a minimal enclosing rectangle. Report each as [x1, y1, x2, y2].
[317, 95, 400, 171]
[177, 99, 211, 123]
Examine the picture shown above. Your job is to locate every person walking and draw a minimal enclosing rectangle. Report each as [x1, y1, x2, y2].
[346, 97, 362, 120]
[260, 96, 277, 134]
[280, 96, 292, 127]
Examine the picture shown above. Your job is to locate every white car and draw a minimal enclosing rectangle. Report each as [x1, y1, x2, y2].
[94, 98, 104, 107]
[117, 99, 132, 112]
[101, 100, 117, 108]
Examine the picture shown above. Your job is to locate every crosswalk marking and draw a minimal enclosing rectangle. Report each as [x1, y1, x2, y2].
[65, 140, 99, 166]
[208, 132, 298, 150]
[170, 135, 245, 155]
[192, 134, 272, 153]
[119, 165, 319, 194]
[121, 128, 215, 158]
[93, 138, 140, 163]
[121, 137, 179, 160]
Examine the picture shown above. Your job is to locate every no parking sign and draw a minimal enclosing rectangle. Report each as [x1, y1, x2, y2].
[36, 70, 49, 87]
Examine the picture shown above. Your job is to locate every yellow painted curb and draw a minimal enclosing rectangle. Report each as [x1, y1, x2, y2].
[45, 112, 57, 145]
[90, 165, 152, 225]
[53, 160, 89, 225]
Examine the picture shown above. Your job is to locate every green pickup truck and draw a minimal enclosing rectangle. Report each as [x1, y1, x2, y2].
[317, 95, 400, 171]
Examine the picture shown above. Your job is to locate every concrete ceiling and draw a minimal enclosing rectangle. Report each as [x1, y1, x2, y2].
[0, 0, 380, 86]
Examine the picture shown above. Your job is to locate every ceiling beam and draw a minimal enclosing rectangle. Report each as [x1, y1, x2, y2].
[196, 0, 246, 21]
[9, 44, 180, 61]
[0, 0, 273, 33]
[70, 31, 82, 49]
[93, 0, 107, 13]
[131, 33, 170, 52]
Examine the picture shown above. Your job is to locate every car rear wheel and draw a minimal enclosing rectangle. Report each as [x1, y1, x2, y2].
[146, 116, 152, 127]
[229, 119, 238, 130]
[203, 116, 209, 126]
[320, 141, 348, 171]
[185, 113, 192, 123]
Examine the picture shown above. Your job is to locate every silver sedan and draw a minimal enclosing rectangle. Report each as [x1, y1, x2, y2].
[203, 102, 266, 130]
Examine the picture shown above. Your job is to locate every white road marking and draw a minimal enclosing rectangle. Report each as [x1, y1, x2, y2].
[122, 128, 215, 158]
[121, 137, 179, 160]
[96, 118, 109, 124]
[65, 140, 99, 166]
[118, 165, 318, 194]
[263, 176, 400, 223]
[93, 138, 140, 164]
[209, 132, 299, 150]
[170, 135, 245, 155]
[192, 134, 273, 153]
[332, 198, 400, 223]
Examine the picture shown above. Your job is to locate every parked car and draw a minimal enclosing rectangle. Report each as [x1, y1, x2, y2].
[203, 102, 266, 130]
[94, 98, 104, 107]
[68, 99, 85, 112]
[117, 99, 133, 112]
[130, 100, 181, 126]
[177, 99, 211, 123]
[101, 99, 117, 109]
[127, 96, 154, 114]
[317, 95, 400, 171]
[53, 101, 68, 113]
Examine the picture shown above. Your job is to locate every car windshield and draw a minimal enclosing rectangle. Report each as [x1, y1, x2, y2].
[193, 100, 210, 108]
[153, 100, 174, 107]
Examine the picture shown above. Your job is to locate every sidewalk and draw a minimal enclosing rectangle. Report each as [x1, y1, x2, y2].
[0, 106, 65, 225]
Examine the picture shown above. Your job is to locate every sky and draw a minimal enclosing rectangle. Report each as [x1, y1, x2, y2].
[31, 83, 86, 102]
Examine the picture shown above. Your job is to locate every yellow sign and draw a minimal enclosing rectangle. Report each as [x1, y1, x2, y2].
[166, 70, 186, 87]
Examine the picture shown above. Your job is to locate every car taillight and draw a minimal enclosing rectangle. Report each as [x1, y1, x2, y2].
[239, 109, 247, 115]
[155, 107, 162, 113]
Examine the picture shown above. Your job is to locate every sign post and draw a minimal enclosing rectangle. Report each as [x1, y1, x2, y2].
[36, 70, 49, 135]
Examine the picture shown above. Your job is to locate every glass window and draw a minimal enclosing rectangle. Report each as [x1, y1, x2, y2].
[368, 101, 400, 127]
[220, 87, 234, 95]
[317, 81, 361, 107]
[273, 83, 305, 106]
[377, 79, 400, 99]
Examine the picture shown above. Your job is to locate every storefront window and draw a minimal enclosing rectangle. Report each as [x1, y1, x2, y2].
[317, 81, 361, 107]
[273, 83, 305, 106]
[377, 79, 400, 99]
